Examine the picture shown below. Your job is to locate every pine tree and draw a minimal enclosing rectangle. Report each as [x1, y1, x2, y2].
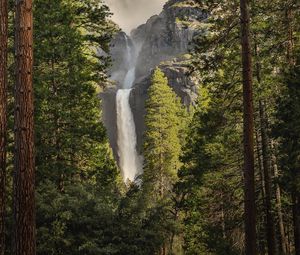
[30, 1, 121, 253]
[33, 0, 114, 187]
[143, 68, 182, 199]
[0, 0, 8, 254]
[180, 1, 248, 252]
[177, 76, 245, 254]
[239, 0, 257, 254]
[182, 0, 299, 253]
[274, 55, 300, 255]
[14, 0, 36, 254]
[142, 68, 186, 254]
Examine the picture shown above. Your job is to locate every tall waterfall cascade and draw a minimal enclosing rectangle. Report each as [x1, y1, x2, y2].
[116, 36, 142, 182]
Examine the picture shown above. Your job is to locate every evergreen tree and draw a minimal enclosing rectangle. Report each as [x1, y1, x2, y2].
[14, 0, 36, 254]
[274, 54, 300, 255]
[184, 0, 300, 254]
[179, 1, 246, 253]
[2, 0, 300, 254]
[33, 0, 115, 187]
[143, 68, 185, 254]
[143, 68, 183, 199]
[177, 77, 245, 254]
[27, 0, 120, 253]
[0, 0, 8, 254]
[239, 0, 257, 253]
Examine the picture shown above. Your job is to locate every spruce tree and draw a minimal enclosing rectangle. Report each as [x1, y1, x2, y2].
[274, 55, 300, 255]
[177, 78, 245, 254]
[143, 68, 182, 199]
[187, 0, 299, 253]
[143, 68, 186, 254]
[31, 0, 120, 253]
[33, 0, 115, 186]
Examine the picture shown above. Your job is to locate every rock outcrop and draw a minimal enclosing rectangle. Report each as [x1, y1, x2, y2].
[131, 55, 200, 151]
[132, 0, 205, 79]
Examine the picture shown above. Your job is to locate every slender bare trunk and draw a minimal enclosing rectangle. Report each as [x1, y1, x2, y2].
[220, 192, 226, 239]
[287, 222, 292, 254]
[254, 37, 277, 254]
[271, 141, 289, 254]
[256, 130, 266, 198]
[256, 129, 267, 255]
[286, 7, 294, 65]
[259, 101, 277, 255]
[285, 5, 300, 255]
[13, 0, 36, 254]
[293, 195, 300, 255]
[0, 0, 8, 254]
[240, 0, 257, 254]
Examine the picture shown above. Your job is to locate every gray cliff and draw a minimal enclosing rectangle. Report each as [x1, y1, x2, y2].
[102, 0, 205, 159]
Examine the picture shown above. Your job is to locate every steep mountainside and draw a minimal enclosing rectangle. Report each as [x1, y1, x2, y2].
[132, 0, 205, 79]
[102, 0, 205, 157]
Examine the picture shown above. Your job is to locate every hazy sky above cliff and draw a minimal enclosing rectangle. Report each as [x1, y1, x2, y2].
[104, 0, 165, 34]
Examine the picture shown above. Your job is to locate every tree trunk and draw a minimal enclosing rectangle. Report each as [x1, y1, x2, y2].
[239, 0, 257, 254]
[13, 0, 36, 254]
[287, 222, 292, 255]
[293, 195, 300, 255]
[286, 7, 294, 65]
[259, 101, 277, 255]
[254, 37, 277, 254]
[286, 5, 300, 255]
[0, 0, 8, 254]
[255, 129, 267, 255]
[271, 141, 289, 254]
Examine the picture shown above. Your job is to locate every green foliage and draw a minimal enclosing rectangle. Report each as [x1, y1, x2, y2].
[143, 68, 184, 198]
[274, 56, 300, 195]
[36, 180, 179, 255]
[36, 181, 118, 255]
[3, 0, 300, 254]
[33, 0, 116, 185]
[180, 1, 300, 254]
[30, 3, 182, 254]
[31, 0, 122, 253]
[177, 85, 244, 254]
[108, 185, 175, 255]
[182, 170, 243, 255]
[141, 68, 187, 254]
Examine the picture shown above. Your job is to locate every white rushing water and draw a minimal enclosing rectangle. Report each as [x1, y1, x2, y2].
[123, 68, 136, 89]
[116, 35, 142, 182]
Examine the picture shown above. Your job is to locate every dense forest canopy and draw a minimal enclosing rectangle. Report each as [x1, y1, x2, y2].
[0, 0, 299, 255]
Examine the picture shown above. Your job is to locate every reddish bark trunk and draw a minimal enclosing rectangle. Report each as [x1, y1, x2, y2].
[239, 0, 257, 254]
[13, 0, 36, 254]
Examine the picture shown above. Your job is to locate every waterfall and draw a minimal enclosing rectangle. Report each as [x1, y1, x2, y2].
[123, 68, 136, 89]
[124, 36, 131, 65]
[116, 35, 142, 182]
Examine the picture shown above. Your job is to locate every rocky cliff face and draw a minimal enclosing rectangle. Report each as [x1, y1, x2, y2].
[108, 32, 135, 87]
[102, 0, 205, 157]
[131, 55, 200, 151]
[132, 0, 205, 79]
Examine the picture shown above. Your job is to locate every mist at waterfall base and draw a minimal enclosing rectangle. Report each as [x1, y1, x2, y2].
[116, 37, 143, 182]
[104, 0, 165, 33]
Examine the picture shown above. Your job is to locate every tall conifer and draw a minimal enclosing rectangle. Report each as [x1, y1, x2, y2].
[0, 0, 8, 253]
[14, 0, 36, 254]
